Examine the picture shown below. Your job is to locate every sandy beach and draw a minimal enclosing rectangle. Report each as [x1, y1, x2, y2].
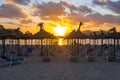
[0, 46, 120, 80]
[0, 0, 120, 79]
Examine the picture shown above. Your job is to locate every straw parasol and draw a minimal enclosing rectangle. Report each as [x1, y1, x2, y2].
[33, 22, 55, 57]
[33, 23, 55, 39]
[89, 32, 98, 45]
[0, 25, 5, 54]
[0, 25, 16, 54]
[66, 22, 87, 39]
[97, 30, 107, 39]
[74, 22, 88, 39]
[13, 28, 25, 55]
[97, 30, 107, 56]
[108, 27, 119, 57]
[23, 31, 33, 47]
[65, 22, 88, 55]
[14, 27, 25, 39]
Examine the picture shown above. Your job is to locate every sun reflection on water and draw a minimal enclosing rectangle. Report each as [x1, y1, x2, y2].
[58, 38, 63, 45]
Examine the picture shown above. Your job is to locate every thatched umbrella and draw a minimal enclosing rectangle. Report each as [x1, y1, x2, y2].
[0, 26, 16, 54]
[65, 30, 76, 46]
[73, 22, 88, 55]
[14, 28, 25, 55]
[24, 31, 33, 47]
[108, 27, 119, 57]
[89, 32, 98, 45]
[33, 22, 55, 57]
[66, 22, 87, 39]
[0, 25, 5, 54]
[33, 23, 54, 39]
[117, 32, 120, 47]
[74, 22, 88, 39]
[65, 22, 88, 55]
[97, 30, 107, 56]
[65, 22, 88, 62]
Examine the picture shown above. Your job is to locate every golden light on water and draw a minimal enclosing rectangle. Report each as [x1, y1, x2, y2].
[54, 25, 68, 45]
[58, 38, 63, 45]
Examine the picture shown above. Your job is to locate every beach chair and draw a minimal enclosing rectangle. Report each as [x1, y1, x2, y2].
[102, 50, 109, 61]
[116, 50, 120, 61]
[0, 58, 9, 67]
[10, 54, 25, 63]
[24, 47, 33, 56]
[102, 48, 120, 62]
[108, 55, 116, 62]
[106, 50, 116, 62]
[85, 49, 97, 62]
[42, 52, 51, 62]
[42, 56, 51, 62]
[17, 49, 23, 56]
[69, 52, 78, 62]
[1, 54, 25, 66]
[102, 50, 115, 62]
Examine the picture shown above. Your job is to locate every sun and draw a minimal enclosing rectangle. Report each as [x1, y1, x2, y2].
[54, 24, 66, 36]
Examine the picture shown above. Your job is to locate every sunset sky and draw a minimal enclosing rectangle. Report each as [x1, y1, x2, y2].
[0, 0, 120, 36]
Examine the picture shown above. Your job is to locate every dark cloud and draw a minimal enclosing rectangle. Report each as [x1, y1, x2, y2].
[66, 12, 120, 25]
[59, 1, 93, 14]
[0, 4, 26, 19]
[92, 0, 107, 5]
[86, 12, 120, 25]
[77, 5, 93, 14]
[32, 1, 93, 22]
[93, 0, 120, 13]
[67, 13, 86, 25]
[31, 1, 120, 26]
[6, 0, 30, 5]
[31, 1, 69, 22]
[107, 1, 120, 13]
[33, 1, 66, 17]
[20, 19, 32, 24]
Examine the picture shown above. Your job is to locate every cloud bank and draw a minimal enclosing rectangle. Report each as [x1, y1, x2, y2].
[0, 4, 26, 19]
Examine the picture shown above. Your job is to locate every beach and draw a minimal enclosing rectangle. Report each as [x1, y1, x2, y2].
[0, 46, 120, 80]
[0, 0, 120, 79]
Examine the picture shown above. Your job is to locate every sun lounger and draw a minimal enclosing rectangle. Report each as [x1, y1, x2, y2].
[102, 50, 109, 61]
[42, 56, 51, 62]
[42, 51, 51, 62]
[115, 50, 120, 61]
[69, 53, 78, 62]
[86, 50, 97, 62]
[1, 54, 25, 66]
[0, 58, 9, 67]
[86, 56, 96, 62]
[108, 56, 115, 62]
[24, 47, 33, 56]
[69, 55, 78, 62]
[103, 50, 116, 62]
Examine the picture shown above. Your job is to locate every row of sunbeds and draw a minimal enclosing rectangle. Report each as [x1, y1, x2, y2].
[0, 47, 33, 67]
[68, 44, 120, 62]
